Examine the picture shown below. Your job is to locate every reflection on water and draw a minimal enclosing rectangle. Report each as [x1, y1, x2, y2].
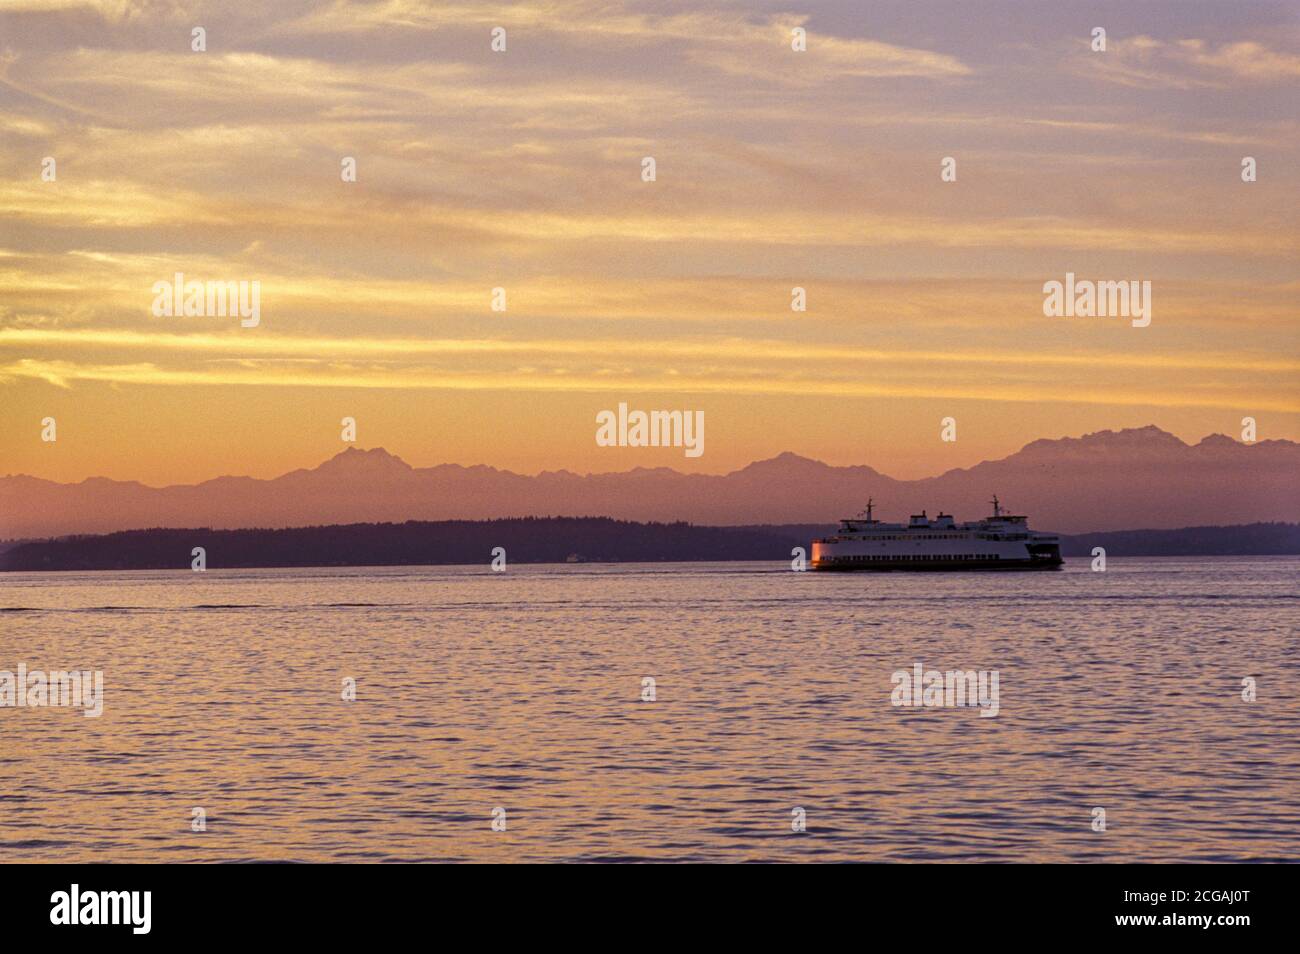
[1, 558, 1297, 862]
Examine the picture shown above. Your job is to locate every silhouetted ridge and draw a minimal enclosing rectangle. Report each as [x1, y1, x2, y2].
[2, 428, 1296, 537]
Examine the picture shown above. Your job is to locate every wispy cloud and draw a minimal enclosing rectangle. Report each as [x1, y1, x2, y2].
[1083, 34, 1300, 89]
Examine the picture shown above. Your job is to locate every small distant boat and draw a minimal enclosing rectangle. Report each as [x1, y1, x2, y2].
[565, 553, 586, 563]
[811, 496, 1063, 571]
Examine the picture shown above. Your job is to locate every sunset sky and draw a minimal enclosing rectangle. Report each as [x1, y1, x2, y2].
[2, 0, 1297, 485]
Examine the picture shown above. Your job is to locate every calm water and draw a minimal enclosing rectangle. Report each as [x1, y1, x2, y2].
[1, 558, 1297, 863]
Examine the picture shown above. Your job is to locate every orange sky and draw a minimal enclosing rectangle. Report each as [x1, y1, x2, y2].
[1, 0, 1297, 484]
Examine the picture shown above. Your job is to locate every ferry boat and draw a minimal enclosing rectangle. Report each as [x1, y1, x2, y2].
[811, 497, 1063, 571]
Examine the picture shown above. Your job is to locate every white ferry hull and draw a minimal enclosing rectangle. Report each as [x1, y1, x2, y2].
[810, 500, 1063, 571]
[811, 549, 1063, 571]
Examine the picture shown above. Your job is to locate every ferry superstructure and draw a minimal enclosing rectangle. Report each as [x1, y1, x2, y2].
[810, 497, 1063, 571]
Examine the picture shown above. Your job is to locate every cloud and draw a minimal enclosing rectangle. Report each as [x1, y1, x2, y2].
[7, 326, 1299, 374]
[1087, 34, 1300, 89]
[5, 353, 1294, 413]
[283, 1, 971, 81]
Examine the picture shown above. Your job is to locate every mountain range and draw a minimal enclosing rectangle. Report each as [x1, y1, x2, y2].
[2, 426, 1296, 538]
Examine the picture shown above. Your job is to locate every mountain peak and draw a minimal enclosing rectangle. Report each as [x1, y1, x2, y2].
[1021, 425, 1187, 455]
[315, 446, 414, 475]
[1079, 425, 1186, 446]
[737, 452, 828, 474]
[1196, 433, 1239, 449]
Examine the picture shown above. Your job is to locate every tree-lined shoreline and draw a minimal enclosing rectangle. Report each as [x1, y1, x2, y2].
[2, 519, 1296, 571]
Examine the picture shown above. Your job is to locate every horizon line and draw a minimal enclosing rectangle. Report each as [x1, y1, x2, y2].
[6, 424, 1291, 490]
